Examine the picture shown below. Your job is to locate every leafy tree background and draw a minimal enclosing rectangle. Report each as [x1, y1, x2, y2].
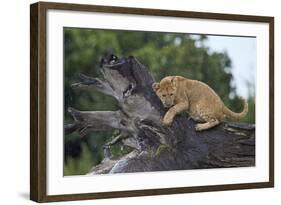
[63, 28, 255, 176]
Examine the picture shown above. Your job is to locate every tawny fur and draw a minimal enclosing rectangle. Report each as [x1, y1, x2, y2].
[152, 76, 248, 131]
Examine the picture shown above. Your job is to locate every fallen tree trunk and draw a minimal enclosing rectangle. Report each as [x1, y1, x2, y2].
[65, 54, 255, 174]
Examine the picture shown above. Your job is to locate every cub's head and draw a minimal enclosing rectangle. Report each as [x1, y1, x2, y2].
[152, 76, 178, 108]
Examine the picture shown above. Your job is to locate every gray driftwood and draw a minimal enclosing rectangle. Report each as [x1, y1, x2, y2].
[65, 54, 255, 175]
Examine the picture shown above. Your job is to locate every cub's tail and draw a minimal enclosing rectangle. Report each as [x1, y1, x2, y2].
[223, 98, 248, 120]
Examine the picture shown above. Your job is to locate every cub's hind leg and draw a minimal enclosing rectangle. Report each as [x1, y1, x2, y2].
[193, 103, 221, 131]
[195, 116, 220, 131]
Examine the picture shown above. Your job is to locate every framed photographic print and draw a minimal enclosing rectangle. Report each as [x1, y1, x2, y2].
[30, 1, 274, 202]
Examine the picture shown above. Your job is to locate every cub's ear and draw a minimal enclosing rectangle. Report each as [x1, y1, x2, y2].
[171, 76, 178, 88]
[152, 83, 160, 92]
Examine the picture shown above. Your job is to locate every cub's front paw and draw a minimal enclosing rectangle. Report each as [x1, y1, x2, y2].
[163, 115, 173, 126]
[195, 124, 204, 131]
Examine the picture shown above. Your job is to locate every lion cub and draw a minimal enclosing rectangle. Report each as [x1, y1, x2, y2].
[152, 76, 248, 131]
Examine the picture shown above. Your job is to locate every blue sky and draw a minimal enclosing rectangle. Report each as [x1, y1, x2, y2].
[204, 35, 256, 98]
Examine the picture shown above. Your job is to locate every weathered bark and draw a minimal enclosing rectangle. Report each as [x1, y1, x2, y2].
[65, 54, 255, 175]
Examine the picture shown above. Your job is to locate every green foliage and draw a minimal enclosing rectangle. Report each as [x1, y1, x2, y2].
[63, 28, 255, 175]
[64, 143, 93, 176]
[110, 144, 133, 157]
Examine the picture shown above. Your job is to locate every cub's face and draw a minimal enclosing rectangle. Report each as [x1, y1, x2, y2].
[152, 77, 177, 108]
